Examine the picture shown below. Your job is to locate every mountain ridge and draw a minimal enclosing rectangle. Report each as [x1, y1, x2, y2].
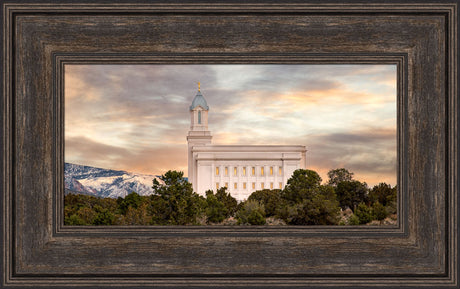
[65, 162, 158, 198]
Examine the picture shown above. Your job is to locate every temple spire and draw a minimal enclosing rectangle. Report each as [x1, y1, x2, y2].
[198, 81, 201, 91]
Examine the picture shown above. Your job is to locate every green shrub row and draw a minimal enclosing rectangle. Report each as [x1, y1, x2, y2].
[64, 168, 397, 226]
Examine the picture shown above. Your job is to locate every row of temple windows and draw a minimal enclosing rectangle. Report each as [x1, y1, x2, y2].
[215, 166, 282, 177]
[216, 182, 283, 191]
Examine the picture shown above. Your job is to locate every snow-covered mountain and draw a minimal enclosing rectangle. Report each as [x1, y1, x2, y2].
[65, 163, 158, 198]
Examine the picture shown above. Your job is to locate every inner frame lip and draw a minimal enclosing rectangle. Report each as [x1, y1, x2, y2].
[53, 52, 407, 238]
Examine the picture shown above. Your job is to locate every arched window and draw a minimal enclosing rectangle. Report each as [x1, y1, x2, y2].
[198, 111, 201, 124]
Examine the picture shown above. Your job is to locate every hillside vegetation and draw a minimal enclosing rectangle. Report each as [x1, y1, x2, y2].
[64, 168, 397, 226]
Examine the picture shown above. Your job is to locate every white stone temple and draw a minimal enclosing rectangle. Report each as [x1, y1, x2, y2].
[187, 84, 307, 201]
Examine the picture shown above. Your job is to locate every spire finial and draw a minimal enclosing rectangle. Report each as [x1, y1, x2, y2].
[198, 82, 201, 91]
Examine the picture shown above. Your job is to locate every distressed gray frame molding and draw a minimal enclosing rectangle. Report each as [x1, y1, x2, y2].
[2, 1, 458, 288]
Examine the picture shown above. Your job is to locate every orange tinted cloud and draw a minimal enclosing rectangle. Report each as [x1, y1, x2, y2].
[65, 64, 397, 186]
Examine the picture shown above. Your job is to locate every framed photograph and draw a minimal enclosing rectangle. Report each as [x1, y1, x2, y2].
[2, 1, 458, 288]
[63, 64, 398, 227]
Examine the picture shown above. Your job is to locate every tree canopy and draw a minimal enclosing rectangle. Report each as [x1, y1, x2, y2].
[278, 170, 340, 225]
[151, 170, 205, 225]
[327, 168, 354, 187]
[65, 168, 397, 226]
[282, 169, 322, 205]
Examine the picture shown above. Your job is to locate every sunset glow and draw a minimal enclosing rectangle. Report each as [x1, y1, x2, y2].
[65, 65, 397, 186]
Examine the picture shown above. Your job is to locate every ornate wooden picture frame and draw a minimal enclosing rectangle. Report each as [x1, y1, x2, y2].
[2, 1, 458, 288]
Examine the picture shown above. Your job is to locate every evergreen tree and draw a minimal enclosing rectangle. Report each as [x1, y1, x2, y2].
[123, 203, 150, 225]
[92, 205, 115, 225]
[236, 200, 266, 225]
[282, 169, 322, 204]
[347, 214, 360, 225]
[151, 170, 205, 225]
[372, 201, 387, 223]
[66, 214, 87, 225]
[354, 202, 372, 224]
[215, 187, 238, 217]
[117, 191, 142, 215]
[327, 168, 354, 187]
[369, 183, 397, 207]
[335, 180, 369, 210]
[248, 189, 282, 217]
[281, 185, 340, 225]
[204, 190, 228, 224]
[278, 170, 340, 225]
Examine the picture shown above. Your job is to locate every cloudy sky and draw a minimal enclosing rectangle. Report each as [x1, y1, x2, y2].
[65, 64, 397, 187]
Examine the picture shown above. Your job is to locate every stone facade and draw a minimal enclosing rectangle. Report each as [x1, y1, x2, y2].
[187, 87, 306, 201]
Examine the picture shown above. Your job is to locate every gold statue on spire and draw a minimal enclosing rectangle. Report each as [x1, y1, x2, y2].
[198, 82, 201, 91]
